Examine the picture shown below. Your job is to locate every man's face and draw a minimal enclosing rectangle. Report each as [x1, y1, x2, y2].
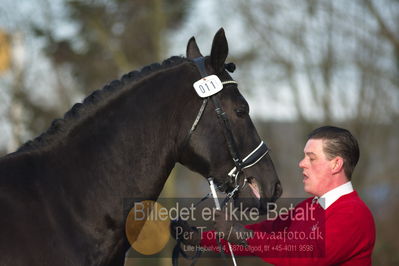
[299, 138, 334, 197]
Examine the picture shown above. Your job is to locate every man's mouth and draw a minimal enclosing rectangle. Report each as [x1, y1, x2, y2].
[303, 173, 309, 182]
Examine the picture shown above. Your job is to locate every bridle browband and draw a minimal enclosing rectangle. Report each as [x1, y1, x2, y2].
[184, 57, 270, 193]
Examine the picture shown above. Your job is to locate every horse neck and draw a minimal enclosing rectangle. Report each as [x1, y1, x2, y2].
[46, 63, 198, 200]
[0, 60, 202, 264]
[17, 62, 200, 262]
[27, 62, 198, 237]
[0, 60, 206, 265]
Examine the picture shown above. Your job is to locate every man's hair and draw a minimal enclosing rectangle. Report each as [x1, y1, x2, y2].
[308, 126, 360, 180]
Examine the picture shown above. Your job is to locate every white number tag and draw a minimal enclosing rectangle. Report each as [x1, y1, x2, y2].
[193, 75, 224, 98]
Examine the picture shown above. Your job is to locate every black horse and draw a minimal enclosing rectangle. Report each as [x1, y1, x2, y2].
[0, 29, 281, 265]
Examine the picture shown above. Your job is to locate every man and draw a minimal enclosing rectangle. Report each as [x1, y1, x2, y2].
[173, 126, 376, 265]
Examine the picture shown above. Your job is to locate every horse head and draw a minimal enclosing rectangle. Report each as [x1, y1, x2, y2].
[179, 28, 282, 214]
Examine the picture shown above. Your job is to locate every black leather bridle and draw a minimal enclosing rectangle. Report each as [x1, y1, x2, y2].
[185, 57, 270, 194]
[172, 58, 270, 266]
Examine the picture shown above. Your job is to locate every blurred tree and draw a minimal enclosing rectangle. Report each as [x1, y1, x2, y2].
[0, 0, 190, 154]
[216, 0, 399, 188]
[34, 0, 190, 94]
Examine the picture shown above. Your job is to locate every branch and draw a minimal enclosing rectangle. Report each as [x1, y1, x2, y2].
[362, 0, 399, 49]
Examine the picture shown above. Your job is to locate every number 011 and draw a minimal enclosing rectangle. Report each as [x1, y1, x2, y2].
[193, 75, 224, 98]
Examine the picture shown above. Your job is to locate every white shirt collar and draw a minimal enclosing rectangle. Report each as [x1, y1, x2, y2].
[315, 181, 354, 210]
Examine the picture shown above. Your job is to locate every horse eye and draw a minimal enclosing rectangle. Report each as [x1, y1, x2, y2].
[234, 108, 248, 117]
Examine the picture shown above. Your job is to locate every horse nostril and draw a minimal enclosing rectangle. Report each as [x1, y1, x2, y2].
[273, 182, 283, 200]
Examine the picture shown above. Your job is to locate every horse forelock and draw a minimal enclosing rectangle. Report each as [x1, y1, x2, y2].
[15, 56, 189, 153]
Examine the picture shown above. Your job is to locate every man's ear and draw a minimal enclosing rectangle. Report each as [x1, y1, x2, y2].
[331, 156, 344, 174]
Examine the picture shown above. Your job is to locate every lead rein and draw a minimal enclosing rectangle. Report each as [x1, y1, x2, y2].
[208, 178, 238, 266]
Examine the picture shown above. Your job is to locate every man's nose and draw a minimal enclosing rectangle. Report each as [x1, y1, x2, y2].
[298, 158, 305, 168]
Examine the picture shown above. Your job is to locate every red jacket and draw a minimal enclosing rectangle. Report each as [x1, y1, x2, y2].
[201, 191, 375, 265]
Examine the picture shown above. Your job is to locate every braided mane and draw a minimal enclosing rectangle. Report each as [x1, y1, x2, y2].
[16, 56, 188, 153]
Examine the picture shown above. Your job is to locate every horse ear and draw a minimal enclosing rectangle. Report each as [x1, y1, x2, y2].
[210, 28, 228, 73]
[186, 36, 203, 58]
